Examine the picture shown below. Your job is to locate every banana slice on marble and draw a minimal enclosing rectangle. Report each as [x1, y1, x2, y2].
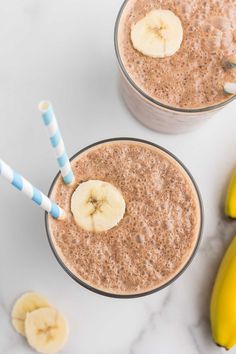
[131, 9, 183, 58]
[25, 307, 69, 354]
[71, 180, 126, 232]
[11, 292, 51, 336]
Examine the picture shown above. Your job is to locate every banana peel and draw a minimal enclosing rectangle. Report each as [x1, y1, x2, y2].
[210, 236, 236, 350]
[225, 170, 236, 218]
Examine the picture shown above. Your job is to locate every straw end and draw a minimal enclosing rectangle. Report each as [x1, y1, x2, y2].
[63, 172, 76, 186]
[50, 208, 66, 221]
[39, 100, 54, 125]
[58, 210, 66, 221]
[68, 176, 76, 187]
[38, 100, 52, 113]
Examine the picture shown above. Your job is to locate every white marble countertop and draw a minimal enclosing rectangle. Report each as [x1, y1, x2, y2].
[1, 1, 236, 353]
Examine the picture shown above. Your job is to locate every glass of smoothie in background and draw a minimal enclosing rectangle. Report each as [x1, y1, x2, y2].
[46, 138, 203, 298]
[114, 0, 236, 134]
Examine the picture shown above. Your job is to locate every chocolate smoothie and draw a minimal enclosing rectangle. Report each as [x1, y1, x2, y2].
[118, 0, 236, 109]
[47, 140, 202, 296]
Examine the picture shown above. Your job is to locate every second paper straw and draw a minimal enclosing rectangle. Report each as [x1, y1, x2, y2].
[39, 101, 75, 185]
[0, 159, 64, 219]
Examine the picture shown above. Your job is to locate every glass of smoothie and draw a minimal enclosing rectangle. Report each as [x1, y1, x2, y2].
[114, 0, 236, 134]
[45, 138, 203, 298]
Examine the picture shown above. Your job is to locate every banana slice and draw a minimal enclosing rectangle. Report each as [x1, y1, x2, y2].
[25, 307, 69, 354]
[71, 180, 126, 232]
[11, 292, 50, 336]
[131, 9, 183, 58]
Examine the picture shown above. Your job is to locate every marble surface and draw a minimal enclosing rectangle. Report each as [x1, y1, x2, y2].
[0, 0, 236, 353]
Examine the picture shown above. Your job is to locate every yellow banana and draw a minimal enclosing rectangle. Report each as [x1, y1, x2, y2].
[210, 236, 236, 350]
[225, 170, 236, 218]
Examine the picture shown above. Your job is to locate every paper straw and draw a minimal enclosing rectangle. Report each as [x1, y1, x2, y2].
[0, 159, 64, 219]
[39, 101, 75, 185]
[224, 82, 236, 95]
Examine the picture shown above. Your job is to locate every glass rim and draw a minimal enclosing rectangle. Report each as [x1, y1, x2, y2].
[45, 137, 204, 299]
[114, 0, 236, 114]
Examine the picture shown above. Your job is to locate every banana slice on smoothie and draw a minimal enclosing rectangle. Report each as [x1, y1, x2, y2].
[11, 292, 51, 336]
[25, 307, 69, 354]
[131, 9, 183, 58]
[71, 180, 126, 232]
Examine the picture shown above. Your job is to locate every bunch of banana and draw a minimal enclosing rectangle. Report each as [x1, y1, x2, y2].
[11, 292, 69, 354]
[225, 170, 236, 218]
[130, 9, 183, 58]
[210, 236, 236, 350]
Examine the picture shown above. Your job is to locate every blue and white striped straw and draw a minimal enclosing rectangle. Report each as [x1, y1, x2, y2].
[0, 159, 64, 219]
[39, 101, 75, 185]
